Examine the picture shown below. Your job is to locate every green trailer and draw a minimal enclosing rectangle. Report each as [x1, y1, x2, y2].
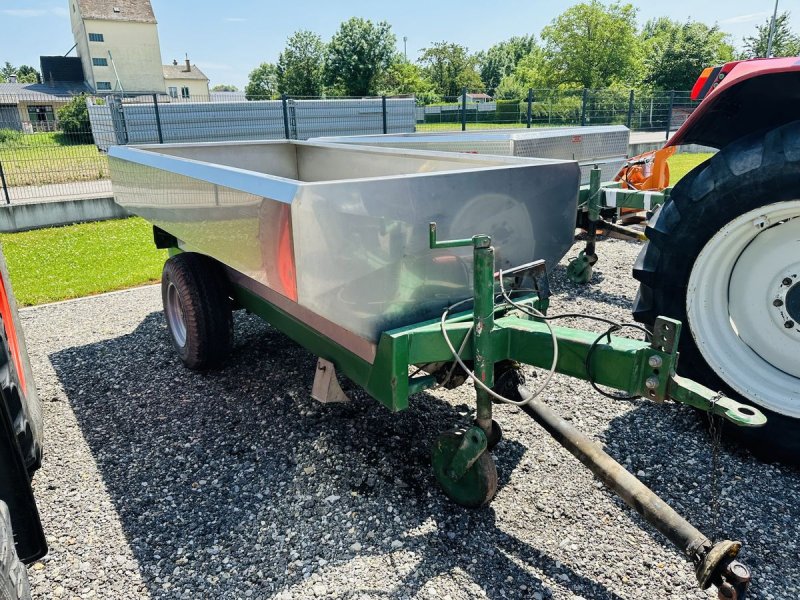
[109, 139, 762, 599]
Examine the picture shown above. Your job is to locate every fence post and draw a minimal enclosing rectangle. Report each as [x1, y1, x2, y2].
[281, 94, 291, 140]
[382, 95, 388, 134]
[526, 89, 533, 128]
[0, 161, 10, 205]
[665, 90, 675, 141]
[152, 94, 163, 144]
[580, 88, 588, 126]
[626, 89, 635, 130]
[461, 87, 467, 131]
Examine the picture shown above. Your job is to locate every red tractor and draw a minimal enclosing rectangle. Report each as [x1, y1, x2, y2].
[627, 57, 800, 461]
[0, 248, 45, 600]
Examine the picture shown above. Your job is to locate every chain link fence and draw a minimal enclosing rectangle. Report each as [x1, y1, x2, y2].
[0, 88, 698, 203]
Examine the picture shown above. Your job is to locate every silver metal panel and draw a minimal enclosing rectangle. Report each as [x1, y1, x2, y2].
[314, 126, 630, 184]
[109, 140, 579, 348]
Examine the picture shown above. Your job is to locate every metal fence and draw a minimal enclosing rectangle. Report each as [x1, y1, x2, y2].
[415, 88, 699, 134]
[0, 88, 698, 204]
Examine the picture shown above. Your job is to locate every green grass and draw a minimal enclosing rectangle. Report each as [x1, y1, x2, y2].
[0, 217, 165, 306]
[0, 131, 109, 187]
[667, 152, 714, 184]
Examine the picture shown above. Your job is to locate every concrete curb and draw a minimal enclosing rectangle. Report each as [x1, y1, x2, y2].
[0, 197, 128, 233]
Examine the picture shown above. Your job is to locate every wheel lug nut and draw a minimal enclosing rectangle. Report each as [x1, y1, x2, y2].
[648, 355, 663, 368]
[773, 299, 784, 307]
[786, 321, 795, 329]
[645, 376, 660, 389]
[783, 277, 793, 286]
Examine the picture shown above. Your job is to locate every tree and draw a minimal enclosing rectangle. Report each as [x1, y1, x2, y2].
[741, 12, 800, 58]
[211, 84, 238, 92]
[0, 62, 41, 84]
[245, 63, 278, 99]
[277, 30, 326, 96]
[15, 65, 40, 84]
[326, 18, 396, 96]
[641, 18, 733, 90]
[56, 94, 92, 143]
[374, 59, 434, 97]
[495, 47, 550, 98]
[418, 42, 483, 97]
[479, 35, 537, 95]
[541, 1, 641, 89]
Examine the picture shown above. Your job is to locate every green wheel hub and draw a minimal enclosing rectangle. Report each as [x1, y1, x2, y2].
[432, 428, 498, 508]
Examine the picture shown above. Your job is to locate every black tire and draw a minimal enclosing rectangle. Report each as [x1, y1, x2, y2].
[161, 253, 233, 370]
[633, 120, 800, 462]
[0, 501, 31, 600]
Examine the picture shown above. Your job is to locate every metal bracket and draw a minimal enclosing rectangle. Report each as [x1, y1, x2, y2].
[444, 426, 488, 481]
[651, 317, 681, 355]
[311, 358, 350, 403]
[501, 259, 550, 301]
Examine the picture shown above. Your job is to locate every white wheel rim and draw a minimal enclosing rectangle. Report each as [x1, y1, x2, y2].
[687, 200, 800, 417]
[165, 281, 188, 348]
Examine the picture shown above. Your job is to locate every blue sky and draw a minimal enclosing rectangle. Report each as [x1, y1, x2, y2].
[0, 0, 787, 88]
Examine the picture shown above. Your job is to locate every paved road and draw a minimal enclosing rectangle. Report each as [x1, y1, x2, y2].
[6, 179, 112, 204]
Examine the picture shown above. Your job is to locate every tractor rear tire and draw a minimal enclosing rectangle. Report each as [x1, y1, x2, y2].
[633, 120, 800, 462]
[161, 253, 233, 370]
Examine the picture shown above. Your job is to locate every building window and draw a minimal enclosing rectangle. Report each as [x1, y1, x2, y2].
[181, 87, 190, 99]
[96, 81, 112, 91]
[26, 105, 56, 131]
[168, 87, 178, 99]
[88, 33, 104, 42]
[92, 58, 108, 67]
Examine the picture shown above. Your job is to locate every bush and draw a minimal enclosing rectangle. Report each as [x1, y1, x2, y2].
[56, 94, 93, 144]
[0, 129, 22, 145]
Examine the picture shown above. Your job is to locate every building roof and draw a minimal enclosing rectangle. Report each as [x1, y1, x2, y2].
[76, 0, 157, 23]
[162, 64, 209, 81]
[0, 82, 91, 102]
[466, 93, 493, 100]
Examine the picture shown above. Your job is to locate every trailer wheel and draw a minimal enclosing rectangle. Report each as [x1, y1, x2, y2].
[432, 428, 497, 508]
[161, 253, 233, 370]
[633, 120, 800, 462]
[0, 501, 31, 600]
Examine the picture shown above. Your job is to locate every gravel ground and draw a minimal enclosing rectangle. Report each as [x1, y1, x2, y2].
[19, 238, 800, 599]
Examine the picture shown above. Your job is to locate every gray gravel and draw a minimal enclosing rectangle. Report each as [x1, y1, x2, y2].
[19, 237, 800, 599]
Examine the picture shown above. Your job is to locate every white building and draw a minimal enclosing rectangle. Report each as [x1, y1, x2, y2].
[68, 0, 209, 98]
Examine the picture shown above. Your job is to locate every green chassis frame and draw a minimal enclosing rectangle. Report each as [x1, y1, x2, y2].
[214, 219, 764, 430]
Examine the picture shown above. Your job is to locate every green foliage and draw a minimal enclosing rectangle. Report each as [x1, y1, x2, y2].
[0, 62, 39, 83]
[541, 1, 641, 89]
[741, 12, 800, 58]
[56, 94, 92, 143]
[478, 35, 537, 95]
[495, 99, 523, 122]
[211, 84, 238, 92]
[326, 18, 396, 96]
[277, 30, 326, 96]
[419, 42, 483, 97]
[641, 18, 733, 90]
[375, 60, 435, 97]
[245, 63, 278, 100]
[15, 65, 40, 84]
[0, 129, 22, 145]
